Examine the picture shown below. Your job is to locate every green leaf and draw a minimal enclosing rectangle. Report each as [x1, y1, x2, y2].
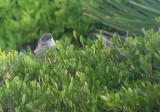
[26, 102, 34, 111]
[135, 50, 140, 55]
[76, 72, 86, 81]
[55, 40, 60, 50]
[46, 45, 49, 51]
[101, 95, 110, 101]
[5, 79, 9, 88]
[68, 78, 73, 92]
[128, 88, 133, 96]
[106, 66, 109, 73]
[73, 30, 77, 39]
[0, 104, 3, 112]
[80, 35, 84, 48]
[22, 94, 26, 105]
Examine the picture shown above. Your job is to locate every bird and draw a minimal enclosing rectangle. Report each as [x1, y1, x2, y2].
[34, 33, 56, 57]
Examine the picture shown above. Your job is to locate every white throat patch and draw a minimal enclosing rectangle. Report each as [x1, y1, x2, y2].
[46, 38, 55, 47]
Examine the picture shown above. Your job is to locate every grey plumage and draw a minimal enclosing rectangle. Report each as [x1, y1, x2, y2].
[34, 33, 56, 57]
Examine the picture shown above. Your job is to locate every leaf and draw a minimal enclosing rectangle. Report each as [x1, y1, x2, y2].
[0, 104, 3, 112]
[131, 65, 135, 70]
[106, 66, 109, 73]
[69, 45, 74, 53]
[128, 88, 133, 96]
[101, 95, 110, 102]
[5, 79, 9, 88]
[22, 94, 26, 105]
[73, 30, 77, 39]
[17, 81, 22, 90]
[135, 50, 140, 55]
[106, 102, 114, 108]
[76, 72, 86, 81]
[80, 35, 84, 48]
[142, 81, 145, 87]
[68, 78, 73, 92]
[55, 40, 60, 50]
[26, 102, 34, 111]
[74, 92, 78, 102]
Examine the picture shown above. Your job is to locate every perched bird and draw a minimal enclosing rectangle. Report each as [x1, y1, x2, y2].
[34, 33, 56, 57]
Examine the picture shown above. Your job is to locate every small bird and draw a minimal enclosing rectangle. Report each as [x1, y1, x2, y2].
[34, 33, 56, 57]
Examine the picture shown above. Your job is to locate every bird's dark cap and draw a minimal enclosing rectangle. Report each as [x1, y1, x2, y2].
[40, 33, 54, 42]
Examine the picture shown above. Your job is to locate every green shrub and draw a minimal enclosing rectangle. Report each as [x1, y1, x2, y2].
[0, 0, 96, 50]
[84, 0, 160, 37]
[0, 30, 160, 111]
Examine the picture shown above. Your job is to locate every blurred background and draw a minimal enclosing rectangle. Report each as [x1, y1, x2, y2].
[0, 0, 160, 52]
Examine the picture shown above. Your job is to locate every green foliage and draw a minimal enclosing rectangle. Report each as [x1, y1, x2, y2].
[0, 0, 96, 50]
[84, 0, 160, 37]
[0, 30, 160, 111]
